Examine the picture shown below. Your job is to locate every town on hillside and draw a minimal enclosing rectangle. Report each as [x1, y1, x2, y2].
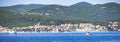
[0, 22, 119, 33]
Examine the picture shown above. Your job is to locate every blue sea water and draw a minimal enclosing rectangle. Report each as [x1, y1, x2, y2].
[0, 32, 120, 42]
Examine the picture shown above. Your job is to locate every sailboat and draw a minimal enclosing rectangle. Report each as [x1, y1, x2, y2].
[34, 22, 40, 33]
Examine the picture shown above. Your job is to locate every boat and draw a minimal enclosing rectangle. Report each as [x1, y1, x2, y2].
[86, 32, 91, 35]
[9, 31, 17, 35]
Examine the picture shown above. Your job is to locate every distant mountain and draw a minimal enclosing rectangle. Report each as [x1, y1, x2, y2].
[0, 4, 45, 14]
[27, 2, 120, 21]
[0, 2, 119, 21]
[28, 5, 69, 17]
[94, 2, 120, 19]
[71, 2, 93, 6]
[0, 2, 120, 27]
[100, 2, 120, 12]
[0, 9, 15, 14]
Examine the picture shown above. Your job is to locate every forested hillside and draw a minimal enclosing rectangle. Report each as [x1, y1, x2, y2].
[0, 2, 120, 28]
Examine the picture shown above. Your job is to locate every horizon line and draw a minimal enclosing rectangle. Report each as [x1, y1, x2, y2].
[0, 1, 119, 7]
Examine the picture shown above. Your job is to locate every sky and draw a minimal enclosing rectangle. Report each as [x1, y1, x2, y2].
[0, 0, 120, 7]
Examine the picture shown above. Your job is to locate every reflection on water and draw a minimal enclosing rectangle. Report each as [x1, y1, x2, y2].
[0, 32, 120, 42]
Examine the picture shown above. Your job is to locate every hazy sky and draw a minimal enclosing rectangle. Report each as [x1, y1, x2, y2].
[0, 0, 120, 7]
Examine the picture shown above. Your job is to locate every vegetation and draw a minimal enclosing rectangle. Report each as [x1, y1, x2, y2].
[0, 14, 91, 27]
[0, 2, 120, 28]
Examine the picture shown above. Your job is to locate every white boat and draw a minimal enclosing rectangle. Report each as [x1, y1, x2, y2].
[86, 32, 91, 35]
[9, 31, 17, 34]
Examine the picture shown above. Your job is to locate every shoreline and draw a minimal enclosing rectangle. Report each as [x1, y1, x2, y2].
[0, 31, 119, 34]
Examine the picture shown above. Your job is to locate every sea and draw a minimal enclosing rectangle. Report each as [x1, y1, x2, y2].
[0, 32, 120, 42]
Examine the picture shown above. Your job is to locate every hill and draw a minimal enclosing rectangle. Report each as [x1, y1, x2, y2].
[0, 4, 45, 14]
[0, 2, 120, 28]
[71, 2, 93, 6]
[27, 2, 120, 21]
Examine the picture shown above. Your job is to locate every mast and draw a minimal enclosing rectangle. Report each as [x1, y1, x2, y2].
[35, 22, 40, 32]
[67, 23, 70, 30]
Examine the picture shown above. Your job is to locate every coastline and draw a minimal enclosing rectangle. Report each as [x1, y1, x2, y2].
[0, 31, 119, 34]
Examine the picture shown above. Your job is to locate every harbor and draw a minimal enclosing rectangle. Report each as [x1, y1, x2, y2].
[0, 22, 119, 33]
